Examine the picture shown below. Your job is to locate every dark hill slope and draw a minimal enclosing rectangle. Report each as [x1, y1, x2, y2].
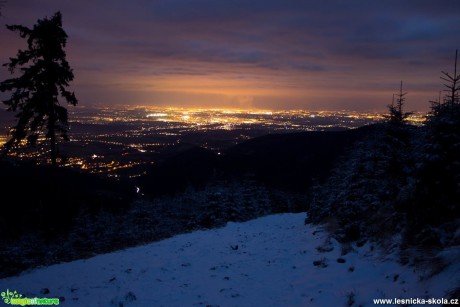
[139, 145, 218, 196]
[221, 124, 377, 190]
[0, 161, 135, 238]
[140, 125, 378, 195]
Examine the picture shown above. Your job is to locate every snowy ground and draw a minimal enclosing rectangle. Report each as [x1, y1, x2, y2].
[0, 213, 457, 306]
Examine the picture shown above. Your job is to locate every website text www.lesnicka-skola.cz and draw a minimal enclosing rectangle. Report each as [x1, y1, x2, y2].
[373, 297, 459, 305]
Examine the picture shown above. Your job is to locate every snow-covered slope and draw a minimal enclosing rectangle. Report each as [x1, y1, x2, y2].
[0, 213, 456, 306]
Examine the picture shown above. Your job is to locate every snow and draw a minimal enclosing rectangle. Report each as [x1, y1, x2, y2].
[0, 213, 456, 306]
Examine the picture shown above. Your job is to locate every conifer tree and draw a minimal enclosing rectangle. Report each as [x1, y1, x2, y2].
[429, 49, 460, 119]
[387, 81, 412, 124]
[416, 49, 460, 229]
[0, 12, 77, 166]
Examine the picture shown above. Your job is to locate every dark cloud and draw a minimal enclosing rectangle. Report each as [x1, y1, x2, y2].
[0, 0, 459, 111]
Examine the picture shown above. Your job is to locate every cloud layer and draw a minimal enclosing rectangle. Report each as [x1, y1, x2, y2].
[1, 0, 459, 111]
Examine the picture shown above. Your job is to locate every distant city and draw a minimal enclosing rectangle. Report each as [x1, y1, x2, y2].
[0, 106, 425, 178]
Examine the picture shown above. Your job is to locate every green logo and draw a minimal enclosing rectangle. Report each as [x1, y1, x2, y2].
[1, 289, 59, 306]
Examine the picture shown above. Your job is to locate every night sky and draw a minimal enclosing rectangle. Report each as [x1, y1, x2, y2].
[1, 0, 459, 111]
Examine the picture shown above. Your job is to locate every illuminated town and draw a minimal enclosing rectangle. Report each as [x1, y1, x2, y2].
[0, 106, 425, 178]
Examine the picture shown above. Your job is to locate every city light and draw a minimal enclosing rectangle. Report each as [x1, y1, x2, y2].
[0, 106, 425, 178]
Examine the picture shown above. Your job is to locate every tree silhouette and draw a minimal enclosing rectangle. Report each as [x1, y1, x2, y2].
[441, 49, 460, 107]
[430, 49, 460, 118]
[428, 49, 460, 136]
[387, 81, 412, 124]
[416, 49, 460, 230]
[0, 11, 77, 166]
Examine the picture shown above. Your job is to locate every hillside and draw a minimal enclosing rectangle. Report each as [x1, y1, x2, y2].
[0, 126, 378, 278]
[1, 213, 456, 306]
[140, 125, 376, 195]
[222, 125, 376, 189]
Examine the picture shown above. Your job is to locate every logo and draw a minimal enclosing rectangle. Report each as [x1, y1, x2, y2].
[1, 289, 59, 306]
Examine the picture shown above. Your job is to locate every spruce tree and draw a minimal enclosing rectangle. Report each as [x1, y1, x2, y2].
[387, 81, 412, 125]
[427, 49, 460, 154]
[417, 49, 460, 231]
[0, 11, 77, 166]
